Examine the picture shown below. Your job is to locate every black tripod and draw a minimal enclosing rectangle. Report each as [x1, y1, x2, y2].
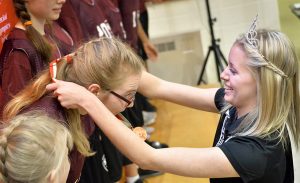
[197, 0, 227, 85]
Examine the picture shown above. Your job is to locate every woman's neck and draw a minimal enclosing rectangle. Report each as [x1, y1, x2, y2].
[236, 105, 255, 119]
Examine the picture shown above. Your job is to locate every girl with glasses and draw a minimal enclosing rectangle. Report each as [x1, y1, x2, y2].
[3, 37, 144, 183]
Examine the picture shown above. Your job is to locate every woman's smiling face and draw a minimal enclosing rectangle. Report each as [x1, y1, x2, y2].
[220, 43, 257, 116]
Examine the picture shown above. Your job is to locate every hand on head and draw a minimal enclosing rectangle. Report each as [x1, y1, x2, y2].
[46, 79, 96, 111]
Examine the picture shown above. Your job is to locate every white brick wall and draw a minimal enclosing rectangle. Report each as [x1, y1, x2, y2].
[147, 0, 281, 83]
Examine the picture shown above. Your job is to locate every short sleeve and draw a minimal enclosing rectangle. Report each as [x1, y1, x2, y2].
[214, 88, 225, 111]
[218, 136, 283, 182]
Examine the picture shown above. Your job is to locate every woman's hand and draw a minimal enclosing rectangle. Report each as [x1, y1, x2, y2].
[46, 79, 96, 110]
[143, 41, 158, 61]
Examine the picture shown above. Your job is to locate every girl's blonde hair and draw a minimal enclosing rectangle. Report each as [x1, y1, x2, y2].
[3, 37, 144, 156]
[0, 112, 73, 183]
[223, 29, 300, 148]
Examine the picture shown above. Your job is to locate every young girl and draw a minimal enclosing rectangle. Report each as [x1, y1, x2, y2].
[0, 112, 73, 183]
[0, 0, 72, 116]
[3, 37, 144, 183]
[58, 2, 145, 182]
[48, 28, 299, 183]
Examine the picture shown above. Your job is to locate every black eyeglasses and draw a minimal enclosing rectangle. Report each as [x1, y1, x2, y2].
[110, 91, 134, 106]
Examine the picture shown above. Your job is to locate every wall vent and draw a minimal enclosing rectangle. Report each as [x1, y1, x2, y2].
[155, 41, 176, 52]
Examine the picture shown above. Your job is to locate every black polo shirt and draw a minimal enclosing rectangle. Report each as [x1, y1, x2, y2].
[210, 88, 294, 183]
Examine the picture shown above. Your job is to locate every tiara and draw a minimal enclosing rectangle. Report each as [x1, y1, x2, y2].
[246, 15, 259, 49]
[245, 15, 288, 78]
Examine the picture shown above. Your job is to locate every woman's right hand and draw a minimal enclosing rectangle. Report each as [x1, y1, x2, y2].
[46, 79, 97, 110]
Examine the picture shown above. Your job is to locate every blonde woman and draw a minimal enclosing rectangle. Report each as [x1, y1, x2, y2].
[0, 112, 73, 183]
[3, 37, 144, 183]
[48, 28, 299, 183]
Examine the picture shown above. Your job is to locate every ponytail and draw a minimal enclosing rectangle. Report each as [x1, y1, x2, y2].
[3, 70, 51, 121]
[4, 59, 93, 157]
[13, 0, 52, 62]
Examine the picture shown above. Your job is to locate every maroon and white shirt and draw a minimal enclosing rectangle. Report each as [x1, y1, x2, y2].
[97, 0, 126, 40]
[57, 0, 114, 44]
[117, 0, 140, 50]
[0, 28, 62, 111]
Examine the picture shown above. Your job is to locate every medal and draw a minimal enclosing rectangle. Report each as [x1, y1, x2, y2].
[133, 127, 147, 141]
[116, 114, 147, 141]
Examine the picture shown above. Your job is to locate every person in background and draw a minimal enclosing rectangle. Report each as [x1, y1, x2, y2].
[137, 0, 167, 138]
[0, 112, 73, 183]
[97, 0, 127, 41]
[48, 28, 299, 183]
[57, 0, 125, 44]
[0, 0, 73, 118]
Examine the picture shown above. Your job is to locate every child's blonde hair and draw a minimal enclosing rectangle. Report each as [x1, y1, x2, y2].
[0, 112, 73, 183]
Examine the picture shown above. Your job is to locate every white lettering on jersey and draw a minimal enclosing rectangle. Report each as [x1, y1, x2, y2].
[120, 22, 127, 39]
[132, 10, 140, 28]
[96, 20, 112, 38]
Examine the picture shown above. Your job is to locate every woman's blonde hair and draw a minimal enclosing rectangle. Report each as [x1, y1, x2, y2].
[0, 112, 73, 183]
[223, 29, 300, 148]
[3, 37, 144, 156]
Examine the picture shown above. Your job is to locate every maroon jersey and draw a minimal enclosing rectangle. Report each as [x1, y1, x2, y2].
[22, 95, 95, 183]
[56, 0, 84, 45]
[0, 28, 61, 114]
[96, 0, 126, 40]
[140, 0, 147, 13]
[46, 22, 75, 55]
[57, 0, 113, 45]
[118, 0, 140, 50]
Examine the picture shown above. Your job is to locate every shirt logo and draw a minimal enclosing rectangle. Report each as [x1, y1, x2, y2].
[102, 154, 109, 172]
[216, 110, 230, 146]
